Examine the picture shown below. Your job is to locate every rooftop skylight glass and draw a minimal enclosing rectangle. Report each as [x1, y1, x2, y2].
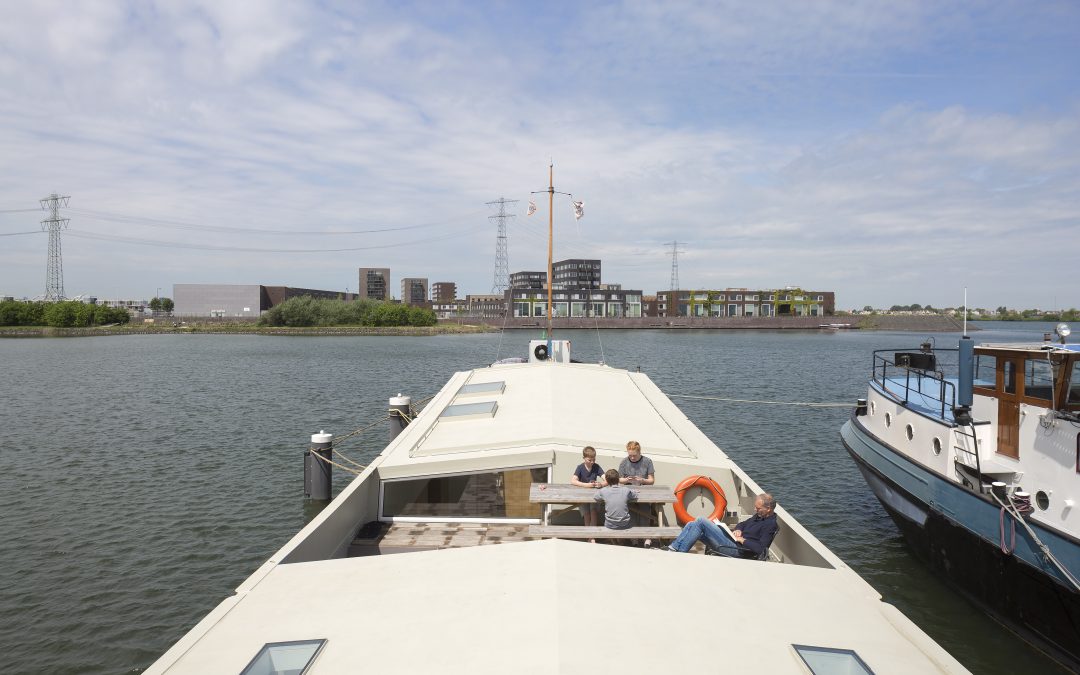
[440, 401, 498, 419]
[457, 381, 506, 396]
[792, 645, 874, 675]
[240, 639, 326, 675]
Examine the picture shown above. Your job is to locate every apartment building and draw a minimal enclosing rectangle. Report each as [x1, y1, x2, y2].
[358, 268, 391, 301]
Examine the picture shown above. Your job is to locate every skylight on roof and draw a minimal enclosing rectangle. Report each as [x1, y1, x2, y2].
[792, 645, 874, 675]
[440, 401, 498, 420]
[240, 640, 326, 675]
[457, 381, 506, 396]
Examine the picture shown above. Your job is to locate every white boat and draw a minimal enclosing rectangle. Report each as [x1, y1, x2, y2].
[841, 327, 1080, 670]
[147, 169, 969, 674]
[148, 339, 969, 674]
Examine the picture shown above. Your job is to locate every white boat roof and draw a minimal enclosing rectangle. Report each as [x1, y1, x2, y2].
[975, 342, 1080, 354]
[153, 539, 963, 675]
[376, 362, 727, 479]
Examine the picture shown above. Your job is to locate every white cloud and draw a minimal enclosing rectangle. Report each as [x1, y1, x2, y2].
[0, 2, 1078, 310]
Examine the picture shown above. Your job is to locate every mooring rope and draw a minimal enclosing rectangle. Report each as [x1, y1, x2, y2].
[331, 414, 392, 445]
[999, 507, 1016, 554]
[307, 447, 366, 475]
[667, 393, 851, 408]
[991, 491, 1080, 592]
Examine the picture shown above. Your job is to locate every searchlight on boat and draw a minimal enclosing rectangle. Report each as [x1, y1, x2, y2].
[1055, 322, 1071, 344]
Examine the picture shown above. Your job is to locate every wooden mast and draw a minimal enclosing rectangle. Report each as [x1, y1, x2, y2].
[547, 163, 554, 339]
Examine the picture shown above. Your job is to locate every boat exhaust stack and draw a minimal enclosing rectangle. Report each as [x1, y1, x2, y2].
[954, 336, 974, 426]
[305, 430, 333, 501]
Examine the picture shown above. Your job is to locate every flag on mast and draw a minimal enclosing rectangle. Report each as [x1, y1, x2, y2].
[527, 200, 537, 216]
[572, 200, 584, 220]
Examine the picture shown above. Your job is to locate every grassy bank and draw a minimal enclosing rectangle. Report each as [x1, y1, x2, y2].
[0, 322, 499, 337]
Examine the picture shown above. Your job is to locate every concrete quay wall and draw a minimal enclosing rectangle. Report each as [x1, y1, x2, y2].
[451, 314, 967, 331]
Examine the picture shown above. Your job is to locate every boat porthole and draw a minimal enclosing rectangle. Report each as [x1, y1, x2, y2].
[885, 412, 892, 428]
[870, 401, 876, 415]
[905, 424, 914, 441]
[1036, 491, 1050, 511]
[932, 437, 942, 455]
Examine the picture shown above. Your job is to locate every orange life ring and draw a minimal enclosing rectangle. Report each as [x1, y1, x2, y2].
[673, 475, 727, 525]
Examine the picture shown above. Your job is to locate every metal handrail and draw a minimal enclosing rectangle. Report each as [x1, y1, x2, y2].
[871, 349, 957, 419]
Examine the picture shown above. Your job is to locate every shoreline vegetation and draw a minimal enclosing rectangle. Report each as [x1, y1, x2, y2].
[0, 312, 975, 338]
[7, 295, 1065, 338]
[0, 323, 495, 337]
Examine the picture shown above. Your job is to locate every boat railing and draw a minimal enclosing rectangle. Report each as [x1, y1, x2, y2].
[871, 348, 957, 419]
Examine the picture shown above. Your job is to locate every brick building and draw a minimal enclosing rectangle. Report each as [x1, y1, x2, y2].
[358, 268, 390, 301]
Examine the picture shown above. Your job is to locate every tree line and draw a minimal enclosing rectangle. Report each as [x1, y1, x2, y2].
[991, 307, 1080, 322]
[258, 296, 437, 327]
[0, 300, 132, 327]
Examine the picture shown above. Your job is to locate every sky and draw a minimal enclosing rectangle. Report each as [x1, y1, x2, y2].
[1, 1, 1078, 311]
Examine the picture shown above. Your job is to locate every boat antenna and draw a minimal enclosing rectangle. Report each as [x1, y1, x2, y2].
[963, 287, 967, 337]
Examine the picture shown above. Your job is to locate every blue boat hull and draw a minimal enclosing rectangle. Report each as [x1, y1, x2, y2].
[841, 414, 1080, 670]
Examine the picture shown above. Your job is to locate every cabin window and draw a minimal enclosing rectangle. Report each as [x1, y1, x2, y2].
[1003, 360, 1017, 394]
[974, 355, 996, 388]
[1025, 358, 1055, 401]
[381, 467, 548, 520]
[240, 640, 326, 675]
[792, 645, 874, 675]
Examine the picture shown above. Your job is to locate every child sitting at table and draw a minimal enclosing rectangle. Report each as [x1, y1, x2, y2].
[595, 468, 638, 532]
[570, 446, 604, 541]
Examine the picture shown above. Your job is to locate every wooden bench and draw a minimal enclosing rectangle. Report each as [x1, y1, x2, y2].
[529, 525, 683, 539]
[529, 483, 676, 526]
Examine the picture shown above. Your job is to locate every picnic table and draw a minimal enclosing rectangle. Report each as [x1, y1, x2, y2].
[528, 483, 679, 539]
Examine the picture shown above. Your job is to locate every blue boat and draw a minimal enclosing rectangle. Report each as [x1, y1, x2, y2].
[841, 327, 1080, 670]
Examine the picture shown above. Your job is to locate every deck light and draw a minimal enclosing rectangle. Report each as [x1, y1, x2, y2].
[1055, 323, 1071, 344]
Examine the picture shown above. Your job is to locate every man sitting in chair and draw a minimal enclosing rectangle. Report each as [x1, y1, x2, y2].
[664, 493, 778, 558]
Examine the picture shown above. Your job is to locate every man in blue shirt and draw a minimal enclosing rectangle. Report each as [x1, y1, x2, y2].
[665, 493, 778, 558]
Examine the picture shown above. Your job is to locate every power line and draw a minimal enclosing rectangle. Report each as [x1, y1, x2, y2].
[65, 221, 489, 253]
[65, 206, 486, 236]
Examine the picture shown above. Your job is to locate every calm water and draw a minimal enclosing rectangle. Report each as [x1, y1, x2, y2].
[0, 323, 1070, 674]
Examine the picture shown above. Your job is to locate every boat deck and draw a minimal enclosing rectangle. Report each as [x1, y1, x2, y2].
[876, 375, 958, 422]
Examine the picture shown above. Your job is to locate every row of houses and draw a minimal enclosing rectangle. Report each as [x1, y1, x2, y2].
[167, 260, 834, 319]
[431, 259, 834, 320]
[437, 288, 835, 320]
